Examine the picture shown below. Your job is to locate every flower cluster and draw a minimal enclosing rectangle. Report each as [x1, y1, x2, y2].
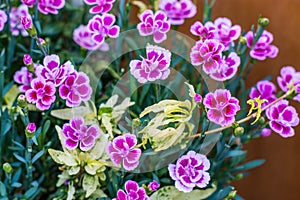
[168, 151, 211, 193]
[129, 44, 171, 83]
[203, 89, 240, 126]
[137, 9, 171, 43]
[62, 117, 101, 151]
[190, 18, 242, 81]
[14, 54, 92, 110]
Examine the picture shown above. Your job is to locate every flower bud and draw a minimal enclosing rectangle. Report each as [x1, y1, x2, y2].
[3, 163, 12, 173]
[17, 94, 27, 108]
[258, 116, 265, 125]
[261, 128, 271, 137]
[38, 38, 47, 47]
[23, 54, 33, 66]
[227, 190, 237, 199]
[194, 93, 202, 103]
[258, 17, 270, 26]
[235, 173, 243, 180]
[234, 126, 244, 137]
[148, 180, 160, 191]
[132, 118, 142, 126]
[26, 123, 36, 138]
[239, 36, 247, 44]
[21, 16, 37, 37]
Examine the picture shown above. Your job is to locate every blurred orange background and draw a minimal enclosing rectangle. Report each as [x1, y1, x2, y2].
[132, 0, 300, 199]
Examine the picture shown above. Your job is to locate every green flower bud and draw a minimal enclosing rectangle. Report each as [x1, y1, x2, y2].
[258, 116, 266, 125]
[234, 127, 245, 137]
[3, 162, 12, 173]
[132, 118, 142, 126]
[17, 94, 27, 109]
[239, 36, 247, 44]
[258, 17, 270, 26]
[227, 190, 237, 198]
[235, 173, 243, 180]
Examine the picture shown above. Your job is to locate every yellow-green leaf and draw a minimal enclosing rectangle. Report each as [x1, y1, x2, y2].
[48, 149, 78, 166]
[82, 174, 99, 198]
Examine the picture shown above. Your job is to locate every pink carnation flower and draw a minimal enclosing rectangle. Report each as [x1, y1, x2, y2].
[190, 39, 224, 74]
[129, 44, 171, 83]
[73, 25, 109, 51]
[113, 180, 150, 200]
[277, 66, 300, 103]
[84, 0, 115, 14]
[87, 14, 120, 45]
[205, 17, 241, 49]
[137, 9, 171, 43]
[159, 0, 196, 25]
[10, 5, 31, 36]
[22, 0, 36, 7]
[245, 30, 279, 60]
[249, 80, 277, 108]
[203, 89, 240, 126]
[58, 71, 92, 107]
[0, 10, 7, 32]
[209, 52, 240, 81]
[168, 151, 210, 193]
[107, 133, 142, 171]
[266, 100, 299, 138]
[23, 54, 33, 66]
[35, 54, 75, 87]
[38, 0, 65, 15]
[190, 21, 214, 40]
[62, 117, 101, 151]
[14, 67, 34, 92]
[25, 78, 56, 110]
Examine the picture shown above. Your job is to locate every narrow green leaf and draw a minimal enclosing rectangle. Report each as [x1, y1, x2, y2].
[32, 149, 45, 164]
[13, 153, 26, 163]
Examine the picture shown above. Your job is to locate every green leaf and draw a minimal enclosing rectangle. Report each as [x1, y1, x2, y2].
[150, 186, 216, 200]
[32, 149, 45, 164]
[0, 181, 7, 197]
[225, 150, 246, 158]
[48, 149, 78, 166]
[13, 153, 26, 163]
[24, 187, 38, 198]
[82, 174, 99, 198]
[51, 104, 95, 120]
[233, 159, 265, 172]
[11, 182, 22, 188]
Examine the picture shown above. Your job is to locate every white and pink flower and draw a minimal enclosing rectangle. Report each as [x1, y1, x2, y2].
[58, 71, 92, 107]
[137, 9, 171, 43]
[129, 44, 171, 83]
[168, 151, 210, 193]
[245, 30, 279, 60]
[159, 0, 197, 25]
[107, 133, 141, 171]
[84, 0, 115, 14]
[203, 89, 240, 126]
[38, 0, 65, 15]
[266, 100, 299, 138]
[10, 5, 31, 36]
[35, 54, 75, 87]
[62, 117, 101, 151]
[87, 14, 120, 45]
[14, 67, 34, 93]
[25, 78, 56, 110]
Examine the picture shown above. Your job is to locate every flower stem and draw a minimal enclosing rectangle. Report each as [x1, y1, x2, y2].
[189, 90, 293, 138]
[25, 138, 33, 188]
[0, 51, 4, 178]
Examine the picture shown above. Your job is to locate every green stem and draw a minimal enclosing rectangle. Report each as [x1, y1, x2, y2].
[190, 90, 293, 138]
[25, 138, 33, 188]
